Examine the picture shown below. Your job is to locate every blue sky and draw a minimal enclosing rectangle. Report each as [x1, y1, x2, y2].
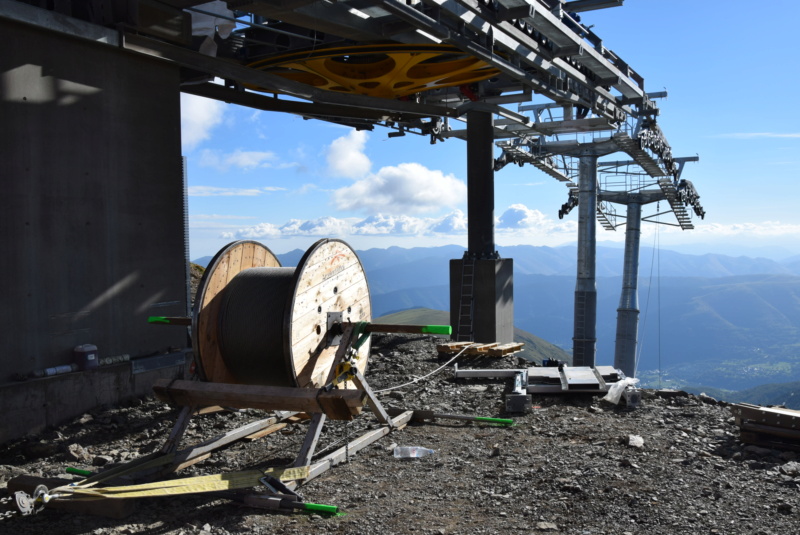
[182, 1, 800, 261]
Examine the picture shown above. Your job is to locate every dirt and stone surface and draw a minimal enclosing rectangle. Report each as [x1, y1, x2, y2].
[2, 334, 800, 534]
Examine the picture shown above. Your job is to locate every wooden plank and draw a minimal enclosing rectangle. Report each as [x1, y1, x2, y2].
[195, 241, 281, 384]
[730, 403, 800, 429]
[240, 241, 256, 270]
[198, 290, 237, 384]
[194, 405, 226, 415]
[244, 422, 289, 441]
[166, 416, 289, 474]
[290, 241, 371, 388]
[487, 343, 524, 356]
[252, 243, 267, 268]
[740, 431, 800, 452]
[465, 343, 499, 355]
[740, 421, 800, 442]
[153, 379, 366, 420]
[437, 342, 473, 352]
[8, 476, 136, 519]
[357, 323, 449, 335]
[174, 452, 211, 471]
[226, 244, 243, 284]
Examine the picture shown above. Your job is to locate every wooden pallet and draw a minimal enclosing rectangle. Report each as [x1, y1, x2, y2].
[437, 341, 524, 357]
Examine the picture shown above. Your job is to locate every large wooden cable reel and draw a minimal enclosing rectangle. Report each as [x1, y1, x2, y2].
[192, 239, 371, 389]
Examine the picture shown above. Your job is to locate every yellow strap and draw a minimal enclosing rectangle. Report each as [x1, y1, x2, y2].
[52, 466, 309, 501]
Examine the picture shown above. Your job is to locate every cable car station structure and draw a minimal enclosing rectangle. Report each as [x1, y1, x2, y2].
[1, 0, 705, 442]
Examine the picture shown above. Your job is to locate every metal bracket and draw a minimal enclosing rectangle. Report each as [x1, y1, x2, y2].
[327, 312, 344, 346]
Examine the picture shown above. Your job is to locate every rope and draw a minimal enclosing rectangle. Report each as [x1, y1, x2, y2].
[635, 205, 660, 382]
[656, 220, 662, 388]
[374, 343, 477, 394]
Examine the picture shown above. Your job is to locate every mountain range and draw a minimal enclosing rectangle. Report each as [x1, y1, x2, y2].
[194, 243, 800, 394]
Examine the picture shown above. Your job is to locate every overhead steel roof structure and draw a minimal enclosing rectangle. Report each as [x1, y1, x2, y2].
[3, 0, 657, 138]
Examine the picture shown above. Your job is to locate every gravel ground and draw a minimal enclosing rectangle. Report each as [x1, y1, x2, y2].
[2, 334, 800, 534]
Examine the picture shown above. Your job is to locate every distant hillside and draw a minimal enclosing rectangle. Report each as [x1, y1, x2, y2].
[374, 307, 571, 365]
[194, 243, 800, 278]
[192, 244, 800, 391]
[684, 381, 800, 410]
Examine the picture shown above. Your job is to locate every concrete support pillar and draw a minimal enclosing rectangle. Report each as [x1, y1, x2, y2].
[572, 154, 598, 366]
[466, 110, 495, 259]
[614, 201, 642, 377]
[450, 258, 514, 344]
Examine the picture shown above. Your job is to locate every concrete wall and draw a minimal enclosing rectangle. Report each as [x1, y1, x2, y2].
[0, 355, 189, 444]
[450, 258, 514, 344]
[0, 18, 188, 434]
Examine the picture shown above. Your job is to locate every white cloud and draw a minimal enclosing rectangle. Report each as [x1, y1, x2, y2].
[223, 211, 469, 240]
[332, 163, 467, 215]
[430, 210, 468, 233]
[716, 132, 800, 139]
[188, 186, 286, 197]
[294, 183, 319, 195]
[180, 93, 225, 152]
[219, 204, 585, 242]
[199, 149, 278, 171]
[498, 204, 549, 229]
[496, 204, 577, 239]
[327, 130, 371, 178]
[352, 214, 432, 235]
[221, 222, 281, 240]
[280, 217, 355, 236]
[689, 220, 800, 237]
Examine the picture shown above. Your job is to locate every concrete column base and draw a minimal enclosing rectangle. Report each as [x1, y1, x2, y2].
[449, 258, 514, 344]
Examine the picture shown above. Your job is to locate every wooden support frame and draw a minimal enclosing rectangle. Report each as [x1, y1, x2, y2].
[289, 410, 414, 489]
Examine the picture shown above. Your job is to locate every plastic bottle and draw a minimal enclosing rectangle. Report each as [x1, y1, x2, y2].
[393, 446, 435, 459]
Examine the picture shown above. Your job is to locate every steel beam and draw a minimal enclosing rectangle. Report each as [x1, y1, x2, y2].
[614, 200, 641, 378]
[181, 82, 408, 124]
[564, 0, 624, 12]
[467, 110, 496, 258]
[573, 154, 598, 367]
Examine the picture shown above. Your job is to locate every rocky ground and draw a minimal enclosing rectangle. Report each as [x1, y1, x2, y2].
[2, 334, 800, 534]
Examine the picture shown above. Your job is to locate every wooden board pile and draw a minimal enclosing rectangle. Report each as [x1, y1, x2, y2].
[436, 341, 524, 357]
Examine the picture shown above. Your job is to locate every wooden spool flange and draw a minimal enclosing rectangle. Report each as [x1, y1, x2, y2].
[192, 239, 371, 388]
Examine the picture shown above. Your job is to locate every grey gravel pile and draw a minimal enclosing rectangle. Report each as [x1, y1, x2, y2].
[2, 333, 800, 534]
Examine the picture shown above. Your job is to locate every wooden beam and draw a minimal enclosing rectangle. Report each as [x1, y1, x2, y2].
[153, 380, 366, 420]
